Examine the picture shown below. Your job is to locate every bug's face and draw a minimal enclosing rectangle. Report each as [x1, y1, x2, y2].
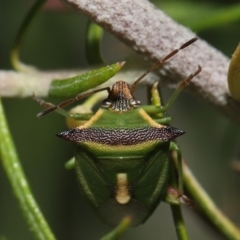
[101, 81, 141, 112]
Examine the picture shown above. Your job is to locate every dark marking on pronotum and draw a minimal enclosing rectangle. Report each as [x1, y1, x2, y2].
[57, 126, 184, 145]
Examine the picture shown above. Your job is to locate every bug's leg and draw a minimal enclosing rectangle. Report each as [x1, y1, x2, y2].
[161, 65, 201, 112]
[165, 142, 191, 239]
[164, 141, 193, 206]
[148, 83, 188, 201]
[144, 82, 172, 124]
[164, 141, 184, 204]
[149, 82, 162, 118]
[170, 141, 183, 193]
[151, 82, 172, 124]
[142, 65, 201, 116]
[151, 82, 162, 108]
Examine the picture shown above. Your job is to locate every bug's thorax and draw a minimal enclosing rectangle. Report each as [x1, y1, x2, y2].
[102, 80, 140, 112]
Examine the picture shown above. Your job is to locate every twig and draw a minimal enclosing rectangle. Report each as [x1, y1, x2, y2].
[0, 98, 56, 240]
[0, 68, 158, 97]
[183, 161, 240, 240]
[171, 205, 189, 240]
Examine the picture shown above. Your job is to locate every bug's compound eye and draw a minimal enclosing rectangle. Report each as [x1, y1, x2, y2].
[101, 99, 112, 108]
[131, 99, 141, 108]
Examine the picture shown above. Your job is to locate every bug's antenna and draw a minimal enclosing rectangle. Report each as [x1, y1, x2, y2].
[130, 37, 198, 94]
[33, 87, 110, 117]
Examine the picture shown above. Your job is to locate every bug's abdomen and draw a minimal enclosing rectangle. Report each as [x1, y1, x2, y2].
[74, 143, 170, 227]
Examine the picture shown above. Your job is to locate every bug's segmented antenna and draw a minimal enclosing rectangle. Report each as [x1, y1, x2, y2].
[130, 37, 198, 94]
[179, 65, 202, 89]
[35, 87, 110, 117]
[160, 65, 201, 112]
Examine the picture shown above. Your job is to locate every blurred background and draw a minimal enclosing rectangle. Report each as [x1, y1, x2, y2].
[1, 0, 240, 239]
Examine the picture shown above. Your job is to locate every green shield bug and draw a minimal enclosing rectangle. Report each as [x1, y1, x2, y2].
[34, 38, 201, 227]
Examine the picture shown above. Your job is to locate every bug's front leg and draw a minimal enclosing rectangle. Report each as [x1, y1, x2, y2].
[170, 141, 183, 193]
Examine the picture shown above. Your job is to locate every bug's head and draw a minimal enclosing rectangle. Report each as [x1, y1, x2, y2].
[101, 80, 141, 112]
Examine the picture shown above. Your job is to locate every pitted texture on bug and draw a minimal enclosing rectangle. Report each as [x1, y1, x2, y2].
[107, 81, 135, 111]
[57, 126, 184, 145]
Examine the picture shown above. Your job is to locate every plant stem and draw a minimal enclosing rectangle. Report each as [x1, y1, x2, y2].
[11, 0, 47, 72]
[0, 98, 56, 240]
[85, 21, 104, 65]
[100, 216, 131, 240]
[171, 205, 189, 240]
[183, 162, 240, 240]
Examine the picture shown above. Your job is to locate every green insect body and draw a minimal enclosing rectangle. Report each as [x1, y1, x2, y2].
[34, 37, 201, 227]
[58, 81, 184, 226]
